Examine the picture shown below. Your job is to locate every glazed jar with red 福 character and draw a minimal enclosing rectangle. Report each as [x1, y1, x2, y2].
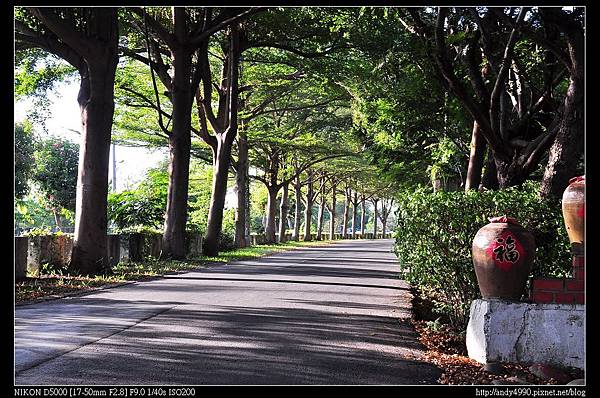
[472, 216, 536, 300]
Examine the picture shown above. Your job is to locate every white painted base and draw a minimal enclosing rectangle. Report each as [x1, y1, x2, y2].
[466, 299, 585, 369]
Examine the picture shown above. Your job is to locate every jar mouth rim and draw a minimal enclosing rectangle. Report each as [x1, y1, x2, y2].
[488, 216, 521, 226]
[570, 175, 585, 184]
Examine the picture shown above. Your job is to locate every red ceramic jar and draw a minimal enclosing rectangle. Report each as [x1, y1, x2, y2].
[472, 216, 536, 300]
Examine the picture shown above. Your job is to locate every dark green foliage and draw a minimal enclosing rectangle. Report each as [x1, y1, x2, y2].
[33, 137, 79, 211]
[394, 182, 571, 328]
[107, 190, 166, 231]
[107, 167, 168, 232]
[107, 161, 213, 233]
[15, 122, 36, 198]
[218, 208, 237, 251]
[218, 233, 236, 252]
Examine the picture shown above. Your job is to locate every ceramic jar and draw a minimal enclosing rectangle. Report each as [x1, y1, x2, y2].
[562, 176, 585, 247]
[472, 216, 536, 300]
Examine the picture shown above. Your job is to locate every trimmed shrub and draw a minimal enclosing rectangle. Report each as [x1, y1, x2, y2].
[394, 182, 570, 328]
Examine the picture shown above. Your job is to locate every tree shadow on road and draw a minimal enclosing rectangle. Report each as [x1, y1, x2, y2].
[15, 299, 441, 385]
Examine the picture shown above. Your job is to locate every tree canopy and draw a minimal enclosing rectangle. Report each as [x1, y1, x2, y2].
[15, 6, 584, 260]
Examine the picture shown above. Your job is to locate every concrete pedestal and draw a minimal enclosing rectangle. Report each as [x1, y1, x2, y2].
[466, 299, 584, 369]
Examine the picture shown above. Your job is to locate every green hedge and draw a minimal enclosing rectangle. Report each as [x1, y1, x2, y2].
[394, 182, 571, 328]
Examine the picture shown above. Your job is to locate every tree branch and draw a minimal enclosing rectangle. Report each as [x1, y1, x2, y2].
[189, 7, 265, 48]
[194, 89, 218, 151]
[15, 28, 83, 69]
[197, 41, 222, 134]
[118, 86, 172, 136]
[433, 7, 504, 156]
[489, 7, 527, 138]
[129, 7, 177, 50]
[251, 97, 345, 119]
[119, 46, 173, 93]
[491, 8, 571, 71]
[26, 7, 96, 60]
[248, 39, 346, 59]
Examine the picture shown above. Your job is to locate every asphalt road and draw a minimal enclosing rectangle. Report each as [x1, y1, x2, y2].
[14, 239, 441, 385]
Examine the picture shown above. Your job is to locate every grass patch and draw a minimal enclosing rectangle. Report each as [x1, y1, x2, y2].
[15, 275, 116, 303]
[15, 239, 334, 304]
[202, 239, 334, 263]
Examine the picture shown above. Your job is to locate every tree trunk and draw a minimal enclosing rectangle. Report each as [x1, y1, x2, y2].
[52, 207, 62, 230]
[372, 199, 379, 238]
[316, 197, 325, 241]
[540, 27, 584, 200]
[203, 139, 233, 256]
[16, 8, 120, 276]
[379, 204, 388, 239]
[201, 25, 240, 257]
[293, 177, 302, 241]
[162, 126, 191, 259]
[480, 148, 499, 190]
[351, 192, 358, 239]
[494, 156, 528, 189]
[161, 47, 193, 259]
[360, 196, 366, 237]
[465, 121, 486, 191]
[234, 130, 249, 248]
[329, 183, 336, 240]
[264, 185, 279, 244]
[278, 183, 289, 243]
[341, 193, 349, 239]
[70, 60, 118, 275]
[303, 175, 313, 241]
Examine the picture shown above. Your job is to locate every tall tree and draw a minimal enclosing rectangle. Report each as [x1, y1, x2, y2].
[464, 122, 486, 191]
[248, 91, 352, 244]
[535, 8, 584, 199]
[16, 7, 119, 274]
[315, 172, 329, 241]
[377, 197, 395, 239]
[234, 124, 251, 247]
[403, 7, 581, 191]
[122, 7, 257, 258]
[195, 22, 243, 256]
[278, 182, 290, 242]
[326, 178, 338, 240]
[359, 193, 367, 236]
[302, 169, 315, 241]
[341, 182, 350, 239]
[371, 197, 379, 238]
[292, 173, 303, 241]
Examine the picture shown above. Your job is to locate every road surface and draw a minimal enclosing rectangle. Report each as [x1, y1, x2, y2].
[15, 239, 441, 385]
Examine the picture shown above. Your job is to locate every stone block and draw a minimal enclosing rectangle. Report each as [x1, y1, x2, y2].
[186, 232, 203, 257]
[106, 234, 120, 267]
[466, 299, 584, 369]
[26, 235, 73, 274]
[127, 234, 144, 262]
[119, 235, 130, 263]
[144, 233, 162, 258]
[15, 237, 28, 281]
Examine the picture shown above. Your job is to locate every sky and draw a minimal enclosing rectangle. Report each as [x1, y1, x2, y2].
[15, 80, 167, 192]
